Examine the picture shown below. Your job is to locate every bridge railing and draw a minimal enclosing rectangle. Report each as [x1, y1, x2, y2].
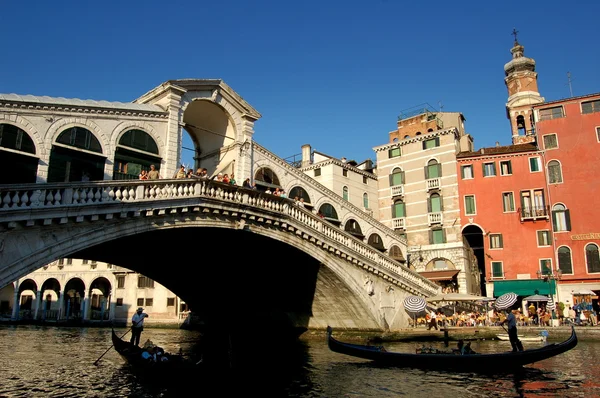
[0, 179, 438, 295]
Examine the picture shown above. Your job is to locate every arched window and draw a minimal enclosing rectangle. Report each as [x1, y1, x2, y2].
[363, 193, 369, 209]
[516, 115, 526, 135]
[547, 160, 563, 184]
[415, 132, 422, 136]
[368, 233, 385, 251]
[403, 135, 410, 139]
[289, 186, 311, 204]
[427, 128, 434, 132]
[344, 219, 364, 239]
[392, 200, 406, 218]
[557, 246, 573, 274]
[428, 193, 443, 213]
[319, 203, 339, 222]
[586, 244, 600, 273]
[254, 167, 281, 190]
[389, 245, 405, 262]
[0, 124, 36, 154]
[56, 127, 102, 153]
[551, 204, 571, 232]
[342, 186, 349, 201]
[114, 129, 161, 180]
[425, 159, 441, 179]
[119, 129, 159, 154]
[389, 167, 405, 187]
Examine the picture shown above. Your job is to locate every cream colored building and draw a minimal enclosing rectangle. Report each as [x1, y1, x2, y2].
[0, 258, 186, 325]
[373, 106, 481, 294]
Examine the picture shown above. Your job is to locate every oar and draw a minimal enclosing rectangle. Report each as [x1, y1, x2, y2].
[94, 328, 132, 366]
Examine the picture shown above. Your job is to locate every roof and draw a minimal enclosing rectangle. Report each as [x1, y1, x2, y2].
[0, 93, 163, 113]
[533, 91, 600, 108]
[457, 143, 538, 158]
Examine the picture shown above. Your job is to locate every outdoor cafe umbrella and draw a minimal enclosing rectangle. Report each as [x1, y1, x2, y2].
[403, 295, 427, 328]
[547, 296, 556, 311]
[524, 294, 550, 302]
[427, 292, 489, 318]
[495, 292, 518, 310]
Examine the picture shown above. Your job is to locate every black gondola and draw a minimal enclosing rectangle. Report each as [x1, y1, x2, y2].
[326, 325, 577, 372]
[111, 329, 198, 373]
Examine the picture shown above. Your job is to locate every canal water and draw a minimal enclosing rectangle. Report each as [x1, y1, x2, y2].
[0, 325, 597, 397]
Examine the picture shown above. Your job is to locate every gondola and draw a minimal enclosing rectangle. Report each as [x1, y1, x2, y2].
[111, 329, 198, 373]
[326, 326, 577, 372]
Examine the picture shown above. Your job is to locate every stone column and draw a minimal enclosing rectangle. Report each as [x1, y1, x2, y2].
[34, 290, 42, 320]
[80, 291, 87, 321]
[11, 281, 20, 321]
[57, 290, 65, 320]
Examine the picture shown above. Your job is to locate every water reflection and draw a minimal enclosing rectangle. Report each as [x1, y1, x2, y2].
[0, 325, 597, 397]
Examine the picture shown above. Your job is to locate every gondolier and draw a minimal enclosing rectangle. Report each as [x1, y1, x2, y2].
[501, 308, 523, 352]
[130, 307, 149, 347]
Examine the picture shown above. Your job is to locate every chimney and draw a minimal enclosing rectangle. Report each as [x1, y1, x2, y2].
[495, 141, 500, 147]
[301, 144, 312, 167]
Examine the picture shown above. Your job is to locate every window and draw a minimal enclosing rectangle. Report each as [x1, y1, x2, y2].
[428, 193, 443, 213]
[342, 169, 348, 177]
[491, 261, 504, 278]
[430, 228, 446, 244]
[342, 186, 349, 201]
[529, 157, 541, 172]
[389, 168, 405, 186]
[502, 192, 515, 212]
[539, 106, 564, 121]
[537, 230, 551, 247]
[117, 275, 125, 289]
[551, 204, 571, 232]
[500, 160, 512, 176]
[540, 259, 552, 275]
[586, 244, 600, 273]
[137, 298, 144, 307]
[461, 165, 473, 179]
[464, 195, 476, 215]
[483, 162, 496, 177]
[90, 262, 97, 270]
[167, 297, 176, 307]
[582, 99, 600, 114]
[82, 259, 88, 265]
[388, 147, 401, 158]
[489, 234, 503, 249]
[314, 168, 321, 177]
[425, 160, 441, 179]
[145, 298, 153, 307]
[434, 260, 448, 270]
[422, 137, 440, 150]
[67, 258, 72, 265]
[116, 298, 124, 307]
[363, 175, 368, 184]
[597, 127, 600, 142]
[543, 134, 558, 149]
[137, 276, 155, 289]
[520, 189, 546, 218]
[557, 246, 573, 274]
[547, 160, 563, 184]
[107, 263, 113, 269]
[392, 201, 406, 218]
[363, 193, 369, 209]
[58, 259, 64, 265]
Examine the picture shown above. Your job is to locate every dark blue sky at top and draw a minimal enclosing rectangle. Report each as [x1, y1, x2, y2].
[2, 0, 599, 168]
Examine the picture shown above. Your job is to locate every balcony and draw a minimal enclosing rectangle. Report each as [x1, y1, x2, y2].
[392, 217, 405, 229]
[426, 178, 440, 191]
[428, 212, 443, 225]
[519, 205, 550, 221]
[390, 185, 404, 197]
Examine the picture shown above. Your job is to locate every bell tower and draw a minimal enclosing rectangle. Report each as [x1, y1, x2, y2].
[504, 29, 544, 145]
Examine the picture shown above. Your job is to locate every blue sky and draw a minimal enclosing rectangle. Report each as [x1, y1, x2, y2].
[2, 0, 599, 168]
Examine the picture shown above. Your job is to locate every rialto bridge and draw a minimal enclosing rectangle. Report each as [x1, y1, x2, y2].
[0, 79, 440, 332]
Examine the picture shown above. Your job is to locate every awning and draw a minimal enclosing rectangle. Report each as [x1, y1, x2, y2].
[493, 279, 556, 297]
[419, 269, 459, 281]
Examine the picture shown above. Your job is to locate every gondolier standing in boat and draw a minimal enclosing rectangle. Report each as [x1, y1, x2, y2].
[500, 308, 523, 352]
[130, 307, 149, 346]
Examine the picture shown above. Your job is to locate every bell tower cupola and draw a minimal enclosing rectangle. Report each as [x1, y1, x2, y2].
[504, 29, 544, 145]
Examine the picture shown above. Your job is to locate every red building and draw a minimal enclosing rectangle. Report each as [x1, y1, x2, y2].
[532, 93, 600, 305]
[457, 36, 600, 311]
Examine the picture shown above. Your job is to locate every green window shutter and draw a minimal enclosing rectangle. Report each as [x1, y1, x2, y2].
[499, 234, 503, 248]
[422, 141, 427, 150]
[442, 228, 446, 243]
[551, 210, 558, 231]
[401, 171, 405, 184]
[461, 166, 465, 179]
[437, 163, 442, 177]
[428, 229, 433, 244]
[482, 163, 486, 176]
[388, 174, 394, 186]
[427, 197, 432, 212]
[565, 210, 571, 231]
[435, 137, 440, 147]
[424, 166, 429, 179]
[439, 195, 444, 211]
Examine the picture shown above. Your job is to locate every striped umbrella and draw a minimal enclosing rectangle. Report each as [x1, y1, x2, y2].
[404, 295, 427, 313]
[546, 296, 556, 311]
[495, 292, 518, 310]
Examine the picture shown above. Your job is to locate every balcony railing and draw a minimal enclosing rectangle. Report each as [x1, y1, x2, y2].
[428, 212, 443, 225]
[392, 217, 405, 229]
[390, 185, 404, 197]
[519, 205, 550, 221]
[426, 178, 440, 191]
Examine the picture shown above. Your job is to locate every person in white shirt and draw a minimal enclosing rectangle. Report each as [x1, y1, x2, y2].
[427, 309, 438, 331]
[130, 307, 149, 346]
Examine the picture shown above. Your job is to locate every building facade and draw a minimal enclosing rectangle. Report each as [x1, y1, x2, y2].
[374, 106, 481, 294]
